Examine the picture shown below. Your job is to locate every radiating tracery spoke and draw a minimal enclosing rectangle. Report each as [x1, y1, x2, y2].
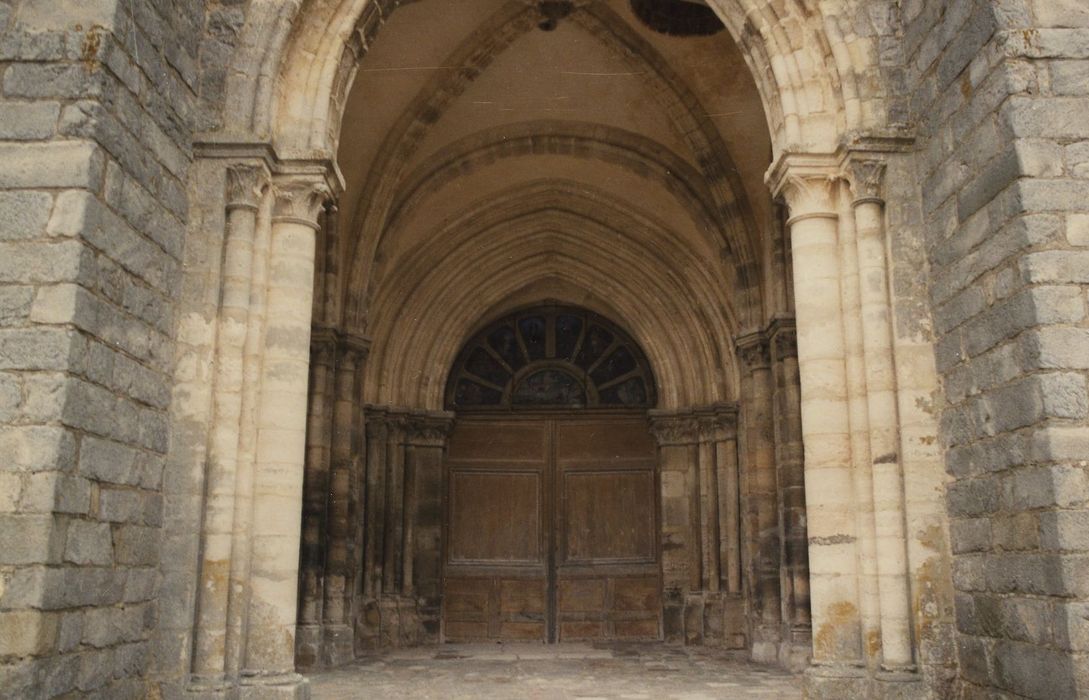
[447, 304, 656, 410]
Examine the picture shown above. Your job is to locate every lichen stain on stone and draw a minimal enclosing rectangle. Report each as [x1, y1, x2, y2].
[81, 25, 106, 72]
[867, 628, 882, 660]
[201, 559, 231, 593]
[814, 601, 858, 658]
[915, 389, 942, 417]
[912, 552, 952, 646]
[809, 534, 856, 546]
[917, 523, 944, 552]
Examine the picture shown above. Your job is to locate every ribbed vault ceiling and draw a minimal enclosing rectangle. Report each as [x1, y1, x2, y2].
[337, 0, 776, 410]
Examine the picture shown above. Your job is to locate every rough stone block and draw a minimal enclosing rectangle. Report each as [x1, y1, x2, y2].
[64, 519, 113, 566]
[1069, 213, 1089, 245]
[76, 648, 113, 692]
[1006, 464, 1089, 510]
[1040, 509, 1089, 551]
[0, 100, 60, 140]
[0, 425, 78, 472]
[0, 190, 52, 241]
[113, 524, 159, 566]
[82, 604, 146, 648]
[0, 141, 104, 189]
[1003, 96, 1089, 139]
[0, 610, 58, 656]
[993, 639, 1077, 699]
[0, 326, 78, 371]
[0, 286, 33, 325]
[991, 513, 1039, 551]
[77, 436, 141, 486]
[1054, 601, 1089, 652]
[0, 513, 61, 564]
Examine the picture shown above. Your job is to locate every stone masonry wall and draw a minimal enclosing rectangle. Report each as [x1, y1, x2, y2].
[905, 0, 1089, 697]
[0, 0, 200, 696]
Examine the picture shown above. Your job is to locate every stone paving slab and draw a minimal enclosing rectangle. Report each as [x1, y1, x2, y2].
[307, 643, 803, 699]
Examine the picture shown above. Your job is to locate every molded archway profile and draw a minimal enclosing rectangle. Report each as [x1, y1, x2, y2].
[179, 2, 955, 700]
[336, 1, 768, 333]
[445, 304, 658, 410]
[219, 0, 889, 160]
[362, 181, 739, 411]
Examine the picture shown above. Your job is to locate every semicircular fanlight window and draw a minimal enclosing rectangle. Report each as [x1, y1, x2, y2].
[445, 305, 657, 411]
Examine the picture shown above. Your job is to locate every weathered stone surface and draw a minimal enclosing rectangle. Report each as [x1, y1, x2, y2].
[0, 0, 1087, 699]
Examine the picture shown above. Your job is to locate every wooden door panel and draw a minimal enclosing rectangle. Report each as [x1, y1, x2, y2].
[448, 469, 542, 564]
[447, 421, 546, 462]
[561, 470, 655, 563]
[555, 419, 657, 463]
[558, 578, 606, 612]
[443, 576, 546, 642]
[500, 578, 547, 617]
[443, 415, 660, 643]
[613, 576, 660, 611]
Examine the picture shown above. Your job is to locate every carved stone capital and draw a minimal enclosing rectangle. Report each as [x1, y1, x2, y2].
[364, 406, 389, 440]
[271, 176, 331, 230]
[697, 403, 739, 442]
[403, 411, 455, 448]
[225, 164, 269, 212]
[780, 174, 841, 223]
[310, 327, 339, 367]
[767, 316, 798, 362]
[338, 332, 371, 364]
[648, 410, 700, 447]
[735, 331, 770, 372]
[766, 153, 843, 224]
[846, 158, 887, 206]
[772, 329, 797, 362]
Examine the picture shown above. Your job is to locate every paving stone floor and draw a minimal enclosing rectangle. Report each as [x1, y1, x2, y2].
[307, 643, 803, 699]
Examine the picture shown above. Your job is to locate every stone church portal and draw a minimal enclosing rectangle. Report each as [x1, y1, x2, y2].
[4, 1, 1089, 700]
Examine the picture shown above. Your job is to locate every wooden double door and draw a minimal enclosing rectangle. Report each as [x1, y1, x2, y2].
[442, 414, 661, 643]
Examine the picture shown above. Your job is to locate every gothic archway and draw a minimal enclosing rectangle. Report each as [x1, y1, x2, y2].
[164, 3, 954, 699]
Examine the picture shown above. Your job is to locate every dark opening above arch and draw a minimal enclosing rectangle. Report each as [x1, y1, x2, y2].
[629, 0, 726, 37]
[445, 305, 658, 411]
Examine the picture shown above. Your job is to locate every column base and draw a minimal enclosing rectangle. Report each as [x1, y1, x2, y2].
[802, 663, 869, 699]
[778, 630, 811, 672]
[749, 623, 782, 665]
[239, 673, 310, 700]
[322, 623, 355, 667]
[295, 623, 323, 671]
[184, 678, 234, 700]
[873, 670, 927, 700]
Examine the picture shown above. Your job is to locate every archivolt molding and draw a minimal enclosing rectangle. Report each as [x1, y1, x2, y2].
[349, 122, 741, 328]
[370, 180, 742, 333]
[363, 197, 740, 410]
[339, 2, 766, 330]
[369, 244, 719, 410]
[217, 0, 890, 161]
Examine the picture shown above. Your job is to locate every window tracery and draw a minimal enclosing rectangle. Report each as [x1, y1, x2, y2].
[445, 305, 657, 410]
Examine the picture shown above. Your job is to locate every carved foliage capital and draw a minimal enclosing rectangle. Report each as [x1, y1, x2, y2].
[225, 164, 269, 211]
[648, 411, 700, 447]
[697, 403, 739, 442]
[310, 327, 338, 367]
[735, 332, 770, 371]
[847, 159, 887, 205]
[403, 413, 455, 448]
[271, 176, 331, 228]
[365, 407, 389, 440]
[780, 173, 841, 221]
[771, 328, 797, 361]
[338, 333, 371, 364]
